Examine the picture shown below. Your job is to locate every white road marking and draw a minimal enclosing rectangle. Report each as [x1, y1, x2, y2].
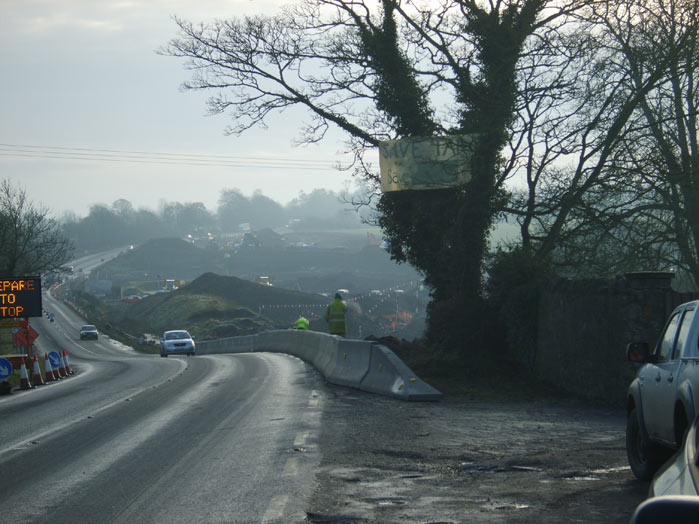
[308, 389, 321, 407]
[282, 456, 298, 476]
[262, 494, 288, 523]
[294, 431, 309, 447]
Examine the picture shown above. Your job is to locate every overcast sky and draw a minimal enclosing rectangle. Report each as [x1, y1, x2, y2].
[0, 0, 357, 218]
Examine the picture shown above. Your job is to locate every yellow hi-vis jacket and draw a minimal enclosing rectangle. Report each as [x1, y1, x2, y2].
[325, 298, 347, 335]
[295, 316, 310, 330]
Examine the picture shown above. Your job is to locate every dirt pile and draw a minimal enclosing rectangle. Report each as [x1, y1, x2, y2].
[183, 272, 328, 310]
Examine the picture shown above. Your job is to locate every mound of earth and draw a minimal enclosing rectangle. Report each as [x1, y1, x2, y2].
[256, 228, 285, 248]
[183, 272, 329, 311]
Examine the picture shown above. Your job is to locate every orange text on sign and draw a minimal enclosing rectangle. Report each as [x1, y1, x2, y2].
[0, 306, 24, 316]
[0, 280, 36, 292]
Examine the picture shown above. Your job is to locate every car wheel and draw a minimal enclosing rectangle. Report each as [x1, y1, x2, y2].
[160, 353, 167, 358]
[626, 407, 668, 480]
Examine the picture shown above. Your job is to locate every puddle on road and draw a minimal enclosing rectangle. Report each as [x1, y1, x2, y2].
[457, 461, 543, 473]
[590, 466, 631, 474]
[481, 501, 532, 511]
[363, 496, 408, 506]
[560, 465, 631, 481]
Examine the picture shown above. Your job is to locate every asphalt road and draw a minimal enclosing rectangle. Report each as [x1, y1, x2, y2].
[0, 291, 326, 523]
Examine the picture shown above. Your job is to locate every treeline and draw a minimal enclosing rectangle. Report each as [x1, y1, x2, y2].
[60, 188, 371, 253]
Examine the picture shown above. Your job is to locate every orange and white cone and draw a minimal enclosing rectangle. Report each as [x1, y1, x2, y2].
[44, 353, 55, 382]
[57, 354, 68, 378]
[19, 358, 34, 390]
[62, 350, 73, 375]
[31, 356, 45, 386]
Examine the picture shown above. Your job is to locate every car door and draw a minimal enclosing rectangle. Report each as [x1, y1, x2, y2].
[643, 308, 695, 443]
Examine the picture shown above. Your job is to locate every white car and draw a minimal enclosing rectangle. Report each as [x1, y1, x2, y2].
[79, 325, 99, 340]
[160, 330, 196, 357]
[626, 300, 699, 480]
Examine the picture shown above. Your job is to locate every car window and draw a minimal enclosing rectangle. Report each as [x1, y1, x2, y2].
[657, 312, 681, 361]
[672, 308, 695, 359]
[165, 331, 189, 340]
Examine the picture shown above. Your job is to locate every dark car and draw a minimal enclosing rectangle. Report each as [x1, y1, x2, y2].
[79, 325, 99, 340]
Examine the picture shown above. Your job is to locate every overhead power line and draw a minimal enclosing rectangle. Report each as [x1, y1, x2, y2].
[0, 143, 351, 171]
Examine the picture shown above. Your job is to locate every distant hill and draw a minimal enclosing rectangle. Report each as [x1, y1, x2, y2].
[99, 238, 220, 281]
[96, 234, 422, 295]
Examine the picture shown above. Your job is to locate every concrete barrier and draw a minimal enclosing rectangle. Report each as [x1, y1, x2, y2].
[195, 330, 441, 401]
[359, 344, 442, 400]
[196, 334, 255, 354]
[322, 340, 372, 388]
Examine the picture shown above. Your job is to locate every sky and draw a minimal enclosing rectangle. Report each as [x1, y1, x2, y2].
[0, 0, 358, 218]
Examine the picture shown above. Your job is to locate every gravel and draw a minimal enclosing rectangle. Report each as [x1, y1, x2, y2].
[307, 386, 648, 524]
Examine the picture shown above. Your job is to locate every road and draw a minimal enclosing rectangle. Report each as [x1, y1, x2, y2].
[0, 290, 327, 524]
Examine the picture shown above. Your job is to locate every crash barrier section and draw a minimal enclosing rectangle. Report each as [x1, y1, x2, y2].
[194, 334, 256, 354]
[358, 344, 442, 400]
[197, 330, 441, 401]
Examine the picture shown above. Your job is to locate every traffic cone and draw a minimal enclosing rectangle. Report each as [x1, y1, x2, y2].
[19, 358, 34, 390]
[31, 356, 45, 386]
[50, 354, 61, 381]
[57, 354, 68, 378]
[62, 350, 73, 375]
[44, 353, 54, 382]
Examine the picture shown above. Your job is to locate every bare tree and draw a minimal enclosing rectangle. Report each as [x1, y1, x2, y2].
[0, 179, 74, 276]
[163, 0, 587, 351]
[501, 0, 699, 284]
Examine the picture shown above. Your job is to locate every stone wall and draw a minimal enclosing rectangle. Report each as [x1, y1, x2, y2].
[532, 272, 690, 405]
